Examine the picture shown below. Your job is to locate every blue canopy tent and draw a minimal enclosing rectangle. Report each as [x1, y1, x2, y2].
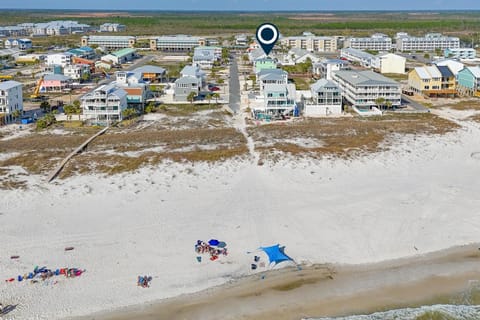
[259, 244, 293, 267]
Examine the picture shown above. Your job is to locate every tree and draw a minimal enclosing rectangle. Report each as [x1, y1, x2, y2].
[40, 101, 51, 113]
[145, 102, 157, 113]
[36, 113, 56, 129]
[81, 72, 90, 83]
[63, 104, 74, 121]
[242, 54, 249, 65]
[187, 91, 197, 104]
[11, 109, 22, 121]
[385, 101, 393, 110]
[212, 92, 220, 104]
[375, 97, 386, 110]
[205, 93, 213, 104]
[121, 108, 137, 120]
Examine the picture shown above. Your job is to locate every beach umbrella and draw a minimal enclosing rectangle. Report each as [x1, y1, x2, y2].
[208, 239, 219, 246]
[217, 241, 227, 248]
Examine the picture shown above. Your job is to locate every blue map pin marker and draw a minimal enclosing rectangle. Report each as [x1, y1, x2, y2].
[256, 23, 279, 56]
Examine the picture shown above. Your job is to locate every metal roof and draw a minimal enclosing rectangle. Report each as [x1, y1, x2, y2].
[0, 80, 22, 90]
[311, 79, 339, 92]
[425, 66, 442, 78]
[334, 70, 399, 86]
[133, 65, 166, 74]
[436, 65, 454, 78]
[414, 67, 430, 80]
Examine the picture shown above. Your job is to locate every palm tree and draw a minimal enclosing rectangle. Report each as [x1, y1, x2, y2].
[212, 93, 220, 104]
[187, 91, 197, 104]
[385, 101, 393, 110]
[206, 93, 213, 105]
[63, 104, 74, 121]
[11, 109, 22, 122]
[375, 97, 385, 110]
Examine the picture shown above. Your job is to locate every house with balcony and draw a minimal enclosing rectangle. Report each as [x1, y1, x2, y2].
[257, 68, 288, 93]
[408, 65, 456, 97]
[304, 79, 342, 117]
[40, 74, 72, 93]
[433, 59, 465, 77]
[332, 70, 401, 109]
[193, 47, 217, 69]
[81, 84, 128, 125]
[174, 76, 201, 101]
[258, 83, 297, 117]
[457, 66, 480, 96]
[313, 59, 350, 80]
[254, 57, 277, 74]
[281, 48, 320, 66]
[64, 64, 90, 80]
[0, 80, 23, 124]
[46, 52, 73, 67]
[131, 65, 167, 83]
[115, 71, 150, 110]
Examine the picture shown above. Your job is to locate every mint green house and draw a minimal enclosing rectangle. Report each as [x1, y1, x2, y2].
[254, 57, 277, 74]
[457, 66, 480, 95]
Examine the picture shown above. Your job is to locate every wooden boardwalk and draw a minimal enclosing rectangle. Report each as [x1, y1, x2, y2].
[47, 127, 109, 183]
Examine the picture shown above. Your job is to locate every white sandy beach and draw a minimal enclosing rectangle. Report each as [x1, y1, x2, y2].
[1, 109, 480, 319]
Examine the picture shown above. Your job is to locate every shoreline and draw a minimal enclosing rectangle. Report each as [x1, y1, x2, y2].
[76, 243, 480, 320]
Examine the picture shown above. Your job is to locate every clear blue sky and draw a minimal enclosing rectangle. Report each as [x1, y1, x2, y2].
[0, 0, 479, 11]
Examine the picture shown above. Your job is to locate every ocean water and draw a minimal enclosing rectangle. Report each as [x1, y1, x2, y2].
[303, 305, 480, 320]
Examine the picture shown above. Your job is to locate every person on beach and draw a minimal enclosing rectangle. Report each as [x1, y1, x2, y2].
[0, 303, 3, 314]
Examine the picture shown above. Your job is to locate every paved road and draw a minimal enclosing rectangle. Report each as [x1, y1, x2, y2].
[401, 94, 429, 112]
[229, 53, 241, 113]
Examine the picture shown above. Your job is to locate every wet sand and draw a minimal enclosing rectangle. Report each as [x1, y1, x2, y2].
[77, 244, 480, 320]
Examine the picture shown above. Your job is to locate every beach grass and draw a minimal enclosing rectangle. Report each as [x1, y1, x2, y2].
[249, 113, 459, 160]
[444, 99, 480, 111]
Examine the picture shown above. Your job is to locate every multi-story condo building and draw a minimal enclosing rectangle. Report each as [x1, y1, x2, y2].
[304, 79, 343, 117]
[332, 70, 401, 108]
[81, 36, 136, 49]
[0, 26, 28, 37]
[81, 84, 128, 125]
[99, 23, 126, 33]
[444, 48, 476, 60]
[280, 32, 338, 52]
[0, 80, 23, 124]
[396, 33, 460, 52]
[150, 35, 203, 52]
[340, 48, 375, 68]
[344, 33, 392, 51]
